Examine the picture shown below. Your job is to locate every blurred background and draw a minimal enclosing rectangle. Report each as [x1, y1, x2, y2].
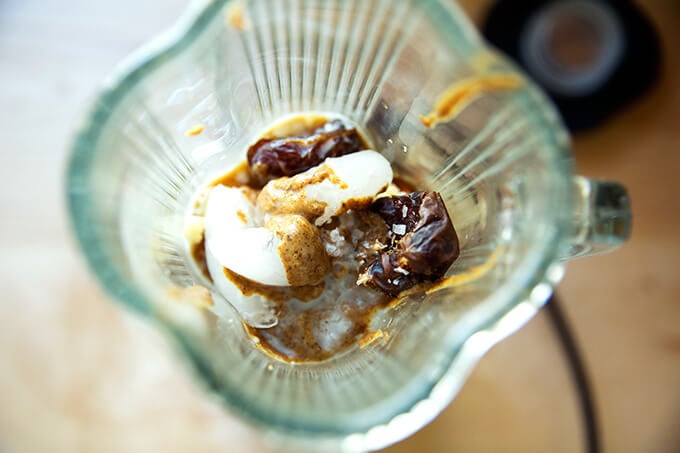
[1, 0, 678, 451]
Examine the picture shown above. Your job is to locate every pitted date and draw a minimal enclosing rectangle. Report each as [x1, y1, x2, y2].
[361, 192, 459, 296]
[247, 120, 364, 186]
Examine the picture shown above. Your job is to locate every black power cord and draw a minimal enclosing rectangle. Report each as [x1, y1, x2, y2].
[546, 296, 600, 453]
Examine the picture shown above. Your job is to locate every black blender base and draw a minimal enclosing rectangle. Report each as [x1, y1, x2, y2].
[481, 0, 661, 132]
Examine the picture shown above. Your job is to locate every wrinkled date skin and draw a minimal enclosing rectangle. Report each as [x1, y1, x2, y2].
[362, 192, 460, 296]
[247, 120, 364, 186]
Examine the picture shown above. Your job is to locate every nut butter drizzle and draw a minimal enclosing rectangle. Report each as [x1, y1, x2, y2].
[187, 114, 461, 363]
[419, 73, 524, 128]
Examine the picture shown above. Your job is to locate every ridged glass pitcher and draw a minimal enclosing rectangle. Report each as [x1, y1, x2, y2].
[66, 0, 631, 450]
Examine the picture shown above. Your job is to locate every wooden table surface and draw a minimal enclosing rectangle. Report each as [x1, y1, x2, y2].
[1, 1, 678, 452]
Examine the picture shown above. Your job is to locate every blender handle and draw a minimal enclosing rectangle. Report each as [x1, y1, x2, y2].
[564, 176, 632, 258]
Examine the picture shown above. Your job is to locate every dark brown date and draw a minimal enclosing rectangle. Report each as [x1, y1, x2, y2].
[247, 120, 364, 186]
[361, 192, 459, 296]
